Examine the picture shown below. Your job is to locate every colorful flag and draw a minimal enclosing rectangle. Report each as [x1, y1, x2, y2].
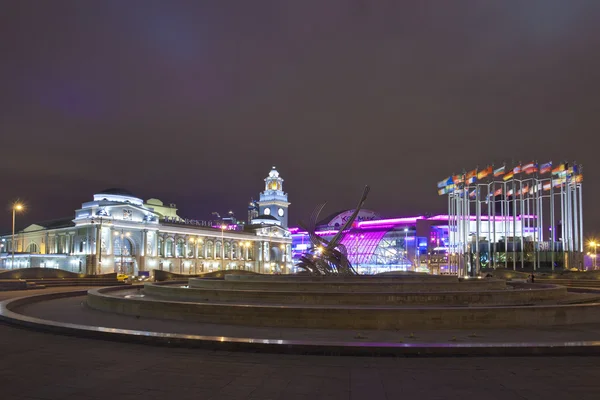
[493, 166, 505, 177]
[543, 182, 551, 191]
[466, 169, 477, 181]
[453, 174, 464, 185]
[523, 163, 538, 174]
[552, 177, 566, 187]
[507, 188, 514, 197]
[539, 162, 552, 174]
[573, 174, 583, 183]
[466, 175, 477, 185]
[437, 176, 452, 188]
[477, 166, 493, 180]
[469, 189, 477, 198]
[522, 185, 529, 195]
[552, 163, 566, 175]
[513, 165, 522, 174]
[503, 171, 514, 181]
[494, 188, 503, 196]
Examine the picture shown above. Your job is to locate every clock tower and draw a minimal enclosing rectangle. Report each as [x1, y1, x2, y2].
[258, 166, 290, 228]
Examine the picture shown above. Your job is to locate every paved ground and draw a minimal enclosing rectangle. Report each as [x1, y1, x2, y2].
[1, 288, 600, 399]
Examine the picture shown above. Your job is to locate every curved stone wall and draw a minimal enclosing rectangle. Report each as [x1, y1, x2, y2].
[143, 282, 567, 306]
[86, 286, 600, 330]
[188, 277, 507, 292]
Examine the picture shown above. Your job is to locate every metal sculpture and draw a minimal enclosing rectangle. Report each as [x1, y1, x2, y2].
[296, 186, 370, 275]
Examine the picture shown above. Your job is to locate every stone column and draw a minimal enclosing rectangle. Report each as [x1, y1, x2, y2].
[44, 232, 49, 254]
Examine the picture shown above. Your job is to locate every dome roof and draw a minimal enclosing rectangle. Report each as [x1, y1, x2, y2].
[97, 188, 136, 197]
[268, 166, 280, 178]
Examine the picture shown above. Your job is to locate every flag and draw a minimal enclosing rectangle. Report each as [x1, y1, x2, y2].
[494, 188, 503, 196]
[437, 176, 452, 188]
[552, 177, 566, 187]
[574, 174, 583, 183]
[493, 166, 505, 177]
[466, 169, 477, 181]
[552, 163, 566, 175]
[523, 163, 538, 174]
[522, 185, 529, 195]
[453, 174, 464, 185]
[438, 187, 446, 195]
[503, 171, 514, 181]
[507, 188, 514, 197]
[513, 165, 522, 174]
[477, 166, 493, 180]
[543, 182, 551, 191]
[466, 175, 477, 185]
[539, 162, 552, 174]
[469, 189, 476, 198]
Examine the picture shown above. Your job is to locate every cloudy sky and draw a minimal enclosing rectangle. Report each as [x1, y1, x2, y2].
[1, 1, 599, 232]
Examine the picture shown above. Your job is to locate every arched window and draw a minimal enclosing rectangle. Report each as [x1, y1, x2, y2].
[187, 239, 195, 257]
[158, 237, 164, 257]
[205, 241, 213, 259]
[165, 238, 174, 257]
[197, 240, 205, 258]
[224, 241, 231, 259]
[114, 238, 133, 256]
[215, 241, 222, 259]
[231, 243, 238, 259]
[247, 245, 253, 260]
[176, 238, 185, 257]
[26, 243, 38, 253]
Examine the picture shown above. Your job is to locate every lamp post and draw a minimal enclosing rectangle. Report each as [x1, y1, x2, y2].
[591, 241, 597, 270]
[11, 203, 24, 269]
[279, 244, 285, 273]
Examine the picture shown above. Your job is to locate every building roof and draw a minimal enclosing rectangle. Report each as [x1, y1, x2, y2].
[97, 188, 136, 197]
[33, 218, 75, 230]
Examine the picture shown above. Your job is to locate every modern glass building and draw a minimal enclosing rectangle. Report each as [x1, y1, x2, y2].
[290, 210, 536, 274]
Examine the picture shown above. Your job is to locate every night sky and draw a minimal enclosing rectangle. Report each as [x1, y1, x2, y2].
[2, 1, 600, 233]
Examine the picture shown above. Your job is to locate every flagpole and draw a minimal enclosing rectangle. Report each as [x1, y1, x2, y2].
[578, 166, 584, 254]
[537, 177, 542, 271]
[550, 175, 555, 271]
[500, 182, 508, 269]
[488, 179, 493, 270]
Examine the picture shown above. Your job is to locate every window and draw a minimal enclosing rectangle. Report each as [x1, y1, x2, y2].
[231, 243, 238, 259]
[114, 238, 133, 256]
[206, 241, 213, 259]
[224, 241, 230, 259]
[165, 238, 174, 257]
[215, 241, 222, 259]
[158, 237, 164, 257]
[176, 238, 185, 258]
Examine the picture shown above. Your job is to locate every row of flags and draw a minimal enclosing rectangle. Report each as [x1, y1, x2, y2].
[437, 162, 583, 196]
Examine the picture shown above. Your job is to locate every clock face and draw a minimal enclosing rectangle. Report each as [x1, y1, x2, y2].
[263, 208, 271, 215]
[278, 208, 284, 217]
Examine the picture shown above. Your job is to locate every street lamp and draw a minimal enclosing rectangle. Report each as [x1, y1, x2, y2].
[11, 203, 24, 269]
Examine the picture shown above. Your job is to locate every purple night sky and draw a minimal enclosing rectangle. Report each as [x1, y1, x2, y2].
[1, 1, 599, 233]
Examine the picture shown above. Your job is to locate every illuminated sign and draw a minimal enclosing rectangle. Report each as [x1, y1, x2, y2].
[162, 217, 212, 227]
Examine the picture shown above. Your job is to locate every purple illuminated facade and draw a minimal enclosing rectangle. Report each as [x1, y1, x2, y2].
[291, 210, 535, 274]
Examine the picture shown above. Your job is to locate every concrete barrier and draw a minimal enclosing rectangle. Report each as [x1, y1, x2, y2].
[188, 278, 507, 292]
[86, 286, 600, 330]
[143, 282, 566, 306]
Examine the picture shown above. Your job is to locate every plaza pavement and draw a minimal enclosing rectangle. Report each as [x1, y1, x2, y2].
[1, 287, 600, 399]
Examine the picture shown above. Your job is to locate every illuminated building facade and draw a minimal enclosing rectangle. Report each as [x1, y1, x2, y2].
[0, 169, 292, 275]
[291, 210, 535, 275]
